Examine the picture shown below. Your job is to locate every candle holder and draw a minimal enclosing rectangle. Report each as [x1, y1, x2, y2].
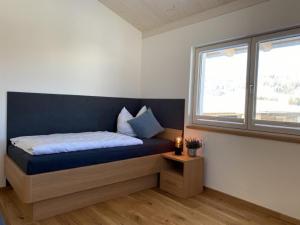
[174, 136, 183, 155]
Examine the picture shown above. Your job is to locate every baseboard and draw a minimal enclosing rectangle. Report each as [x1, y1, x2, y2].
[204, 187, 300, 225]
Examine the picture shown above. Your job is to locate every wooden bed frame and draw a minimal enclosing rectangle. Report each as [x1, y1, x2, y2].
[5, 128, 182, 221]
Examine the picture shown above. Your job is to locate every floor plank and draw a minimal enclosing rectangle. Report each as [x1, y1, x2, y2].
[0, 188, 295, 225]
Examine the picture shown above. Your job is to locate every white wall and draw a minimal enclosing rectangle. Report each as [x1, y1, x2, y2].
[141, 0, 300, 220]
[0, 0, 142, 186]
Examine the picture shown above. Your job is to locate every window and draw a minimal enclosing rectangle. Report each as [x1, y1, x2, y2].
[192, 28, 300, 135]
[193, 40, 250, 128]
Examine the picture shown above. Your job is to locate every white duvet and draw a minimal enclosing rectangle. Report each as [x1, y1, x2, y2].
[11, 131, 143, 155]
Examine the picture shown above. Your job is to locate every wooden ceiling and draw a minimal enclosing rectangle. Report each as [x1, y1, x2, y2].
[98, 0, 268, 37]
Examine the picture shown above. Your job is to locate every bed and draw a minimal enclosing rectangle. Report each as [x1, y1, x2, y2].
[5, 92, 184, 220]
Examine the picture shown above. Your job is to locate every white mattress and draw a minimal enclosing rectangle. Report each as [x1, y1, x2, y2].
[11, 131, 143, 155]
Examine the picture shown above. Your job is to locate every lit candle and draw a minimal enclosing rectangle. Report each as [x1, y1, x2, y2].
[175, 136, 183, 148]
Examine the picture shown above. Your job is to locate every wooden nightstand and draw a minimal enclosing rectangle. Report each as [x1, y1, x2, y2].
[160, 152, 203, 198]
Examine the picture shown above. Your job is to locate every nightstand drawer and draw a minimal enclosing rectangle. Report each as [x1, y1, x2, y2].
[160, 170, 185, 197]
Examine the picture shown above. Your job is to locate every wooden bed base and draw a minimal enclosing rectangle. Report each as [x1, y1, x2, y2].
[11, 174, 158, 220]
[5, 154, 163, 203]
[5, 154, 163, 220]
[5, 128, 182, 221]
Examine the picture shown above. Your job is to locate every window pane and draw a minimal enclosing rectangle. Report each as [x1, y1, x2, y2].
[255, 36, 300, 123]
[197, 44, 248, 120]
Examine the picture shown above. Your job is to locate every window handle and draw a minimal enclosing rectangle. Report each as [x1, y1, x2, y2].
[249, 84, 255, 94]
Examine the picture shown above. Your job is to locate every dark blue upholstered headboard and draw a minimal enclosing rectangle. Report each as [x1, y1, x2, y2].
[7, 92, 185, 142]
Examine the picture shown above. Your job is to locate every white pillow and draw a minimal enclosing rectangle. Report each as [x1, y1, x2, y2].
[117, 106, 147, 137]
[136, 106, 147, 117]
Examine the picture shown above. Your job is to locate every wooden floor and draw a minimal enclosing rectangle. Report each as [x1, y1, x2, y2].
[0, 187, 296, 225]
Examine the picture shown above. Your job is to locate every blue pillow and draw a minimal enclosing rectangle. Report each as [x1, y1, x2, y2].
[128, 109, 164, 139]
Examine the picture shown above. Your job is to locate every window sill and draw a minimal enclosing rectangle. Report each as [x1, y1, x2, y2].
[186, 124, 300, 144]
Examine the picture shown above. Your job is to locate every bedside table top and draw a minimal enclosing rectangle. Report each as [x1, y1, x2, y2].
[162, 152, 203, 163]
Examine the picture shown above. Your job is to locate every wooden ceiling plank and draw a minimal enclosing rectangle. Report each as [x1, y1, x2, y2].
[97, 0, 269, 37]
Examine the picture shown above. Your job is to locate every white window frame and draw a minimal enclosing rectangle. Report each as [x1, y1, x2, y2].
[192, 27, 300, 136]
[192, 38, 252, 129]
[248, 28, 300, 135]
